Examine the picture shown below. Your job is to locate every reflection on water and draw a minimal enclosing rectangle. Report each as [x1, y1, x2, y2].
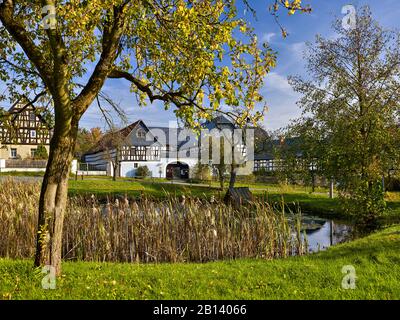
[297, 216, 353, 252]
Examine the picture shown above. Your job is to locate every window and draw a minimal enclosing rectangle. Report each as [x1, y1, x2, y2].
[254, 160, 275, 172]
[11, 148, 17, 158]
[31, 148, 37, 158]
[30, 130, 37, 138]
[29, 112, 36, 121]
[151, 146, 160, 160]
[136, 129, 146, 139]
[134, 163, 138, 168]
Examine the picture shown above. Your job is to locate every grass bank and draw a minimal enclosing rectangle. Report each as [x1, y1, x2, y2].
[1, 225, 399, 300]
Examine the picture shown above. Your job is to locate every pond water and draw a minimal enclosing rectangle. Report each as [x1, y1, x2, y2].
[300, 215, 353, 252]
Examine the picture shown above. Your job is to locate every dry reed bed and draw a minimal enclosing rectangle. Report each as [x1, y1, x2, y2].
[0, 178, 307, 263]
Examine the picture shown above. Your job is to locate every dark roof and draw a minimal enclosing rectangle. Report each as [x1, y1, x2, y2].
[203, 115, 235, 131]
[117, 120, 142, 138]
[148, 126, 198, 150]
[85, 120, 142, 155]
[84, 120, 199, 156]
[210, 115, 234, 125]
[254, 152, 275, 161]
[254, 137, 304, 160]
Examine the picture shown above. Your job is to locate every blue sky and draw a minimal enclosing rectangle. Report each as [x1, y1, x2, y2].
[2, 1, 400, 131]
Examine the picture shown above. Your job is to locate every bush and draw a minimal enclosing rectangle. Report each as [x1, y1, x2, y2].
[34, 145, 48, 160]
[193, 163, 211, 181]
[136, 165, 151, 178]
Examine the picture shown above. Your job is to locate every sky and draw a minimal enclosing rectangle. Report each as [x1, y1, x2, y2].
[1, 0, 400, 132]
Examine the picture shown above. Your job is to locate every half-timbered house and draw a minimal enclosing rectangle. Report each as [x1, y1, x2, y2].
[0, 100, 52, 160]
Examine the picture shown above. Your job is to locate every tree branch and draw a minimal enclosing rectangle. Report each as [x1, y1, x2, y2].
[74, 5, 129, 115]
[0, 0, 53, 90]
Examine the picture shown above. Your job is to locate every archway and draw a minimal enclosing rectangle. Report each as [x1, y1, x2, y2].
[166, 162, 189, 180]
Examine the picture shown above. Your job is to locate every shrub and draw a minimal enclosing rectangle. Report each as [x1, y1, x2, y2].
[34, 145, 48, 160]
[136, 165, 151, 178]
[193, 163, 211, 181]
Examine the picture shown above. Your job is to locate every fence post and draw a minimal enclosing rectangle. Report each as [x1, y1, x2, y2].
[329, 179, 334, 199]
[0, 159, 4, 173]
[0, 159, 5, 172]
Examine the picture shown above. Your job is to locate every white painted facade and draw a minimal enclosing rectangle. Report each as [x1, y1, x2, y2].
[83, 117, 259, 179]
[119, 157, 199, 178]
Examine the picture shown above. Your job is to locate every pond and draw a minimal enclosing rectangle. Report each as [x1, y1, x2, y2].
[300, 215, 353, 252]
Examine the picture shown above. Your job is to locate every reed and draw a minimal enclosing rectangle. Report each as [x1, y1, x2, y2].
[0, 178, 307, 263]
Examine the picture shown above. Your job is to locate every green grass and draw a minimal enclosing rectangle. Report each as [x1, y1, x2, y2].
[0, 171, 45, 177]
[1, 225, 399, 300]
[68, 179, 220, 199]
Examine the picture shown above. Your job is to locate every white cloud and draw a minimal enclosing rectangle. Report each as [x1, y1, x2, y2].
[289, 42, 306, 59]
[262, 72, 295, 94]
[261, 32, 276, 43]
[261, 72, 302, 131]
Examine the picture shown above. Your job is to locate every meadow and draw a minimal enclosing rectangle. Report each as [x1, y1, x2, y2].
[1, 176, 400, 300]
[1, 225, 399, 300]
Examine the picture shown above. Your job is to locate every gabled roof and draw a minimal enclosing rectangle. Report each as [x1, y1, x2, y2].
[3, 97, 52, 128]
[85, 120, 158, 155]
[203, 115, 235, 131]
[254, 137, 304, 160]
[117, 120, 142, 138]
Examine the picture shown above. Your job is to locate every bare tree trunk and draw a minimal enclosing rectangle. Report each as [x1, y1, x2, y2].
[228, 165, 237, 189]
[113, 162, 117, 181]
[34, 115, 79, 275]
[219, 173, 224, 190]
[216, 165, 225, 190]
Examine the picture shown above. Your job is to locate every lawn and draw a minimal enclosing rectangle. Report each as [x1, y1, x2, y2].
[0, 171, 45, 177]
[1, 225, 399, 300]
[68, 178, 221, 199]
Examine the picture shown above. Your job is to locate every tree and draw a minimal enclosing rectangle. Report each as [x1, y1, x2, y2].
[75, 127, 103, 160]
[213, 137, 228, 190]
[193, 163, 211, 181]
[289, 6, 400, 231]
[136, 165, 150, 178]
[0, 0, 309, 274]
[98, 126, 126, 181]
[35, 144, 49, 160]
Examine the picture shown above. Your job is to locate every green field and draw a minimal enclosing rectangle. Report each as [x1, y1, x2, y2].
[1, 225, 399, 300]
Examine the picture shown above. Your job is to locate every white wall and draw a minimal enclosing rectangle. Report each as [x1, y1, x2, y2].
[76, 170, 107, 176]
[119, 157, 198, 178]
